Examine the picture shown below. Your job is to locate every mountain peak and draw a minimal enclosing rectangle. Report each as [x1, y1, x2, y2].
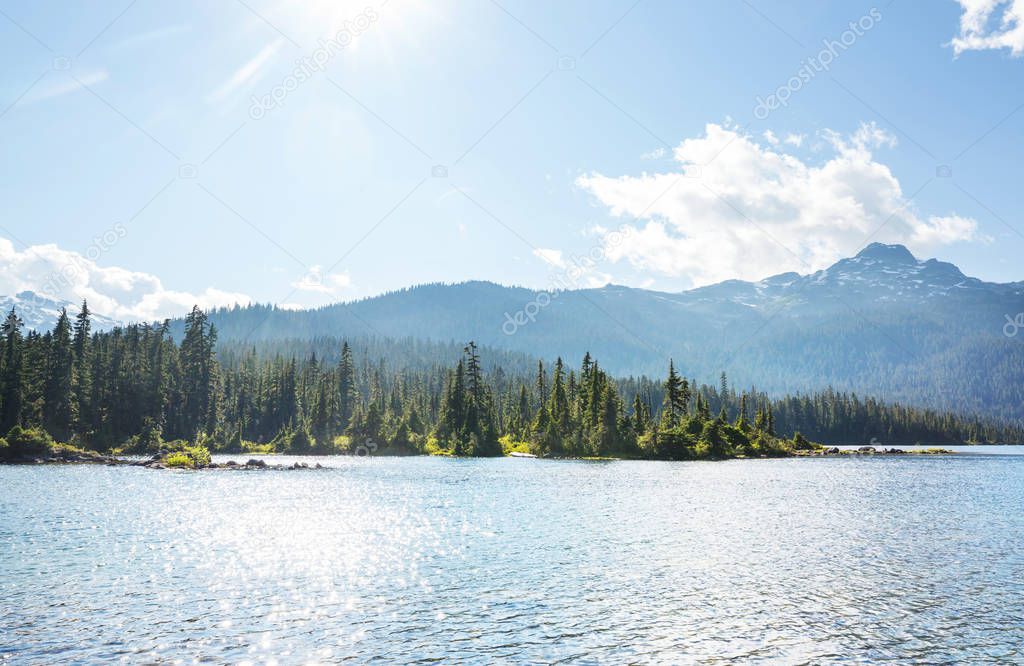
[855, 243, 917, 264]
[0, 291, 122, 332]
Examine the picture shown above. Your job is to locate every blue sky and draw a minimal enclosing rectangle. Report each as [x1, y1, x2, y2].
[0, 0, 1022, 320]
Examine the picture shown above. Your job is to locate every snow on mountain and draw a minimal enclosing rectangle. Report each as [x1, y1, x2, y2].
[0, 291, 122, 332]
[683, 243, 1022, 309]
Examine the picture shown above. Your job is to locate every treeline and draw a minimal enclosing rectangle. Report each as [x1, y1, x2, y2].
[0, 304, 1019, 457]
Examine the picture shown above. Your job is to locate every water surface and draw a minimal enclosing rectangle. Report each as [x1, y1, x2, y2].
[2, 453, 1023, 663]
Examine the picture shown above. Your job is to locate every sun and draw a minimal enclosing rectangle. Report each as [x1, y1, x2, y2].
[264, 0, 437, 55]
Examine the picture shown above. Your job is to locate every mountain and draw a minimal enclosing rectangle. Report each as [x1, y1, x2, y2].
[177, 244, 1024, 422]
[1, 291, 122, 332]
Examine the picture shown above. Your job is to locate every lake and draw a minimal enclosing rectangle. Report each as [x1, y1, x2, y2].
[3, 451, 1024, 663]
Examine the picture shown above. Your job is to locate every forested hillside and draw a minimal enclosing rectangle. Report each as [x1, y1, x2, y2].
[2, 303, 1018, 459]
[169, 245, 1024, 423]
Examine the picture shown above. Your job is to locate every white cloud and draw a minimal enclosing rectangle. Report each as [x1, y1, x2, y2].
[585, 271, 614, 288]
[290, 265, 353, 295]
[208, 39, 283, 102]
[0, 238, 251, 322]
[784, 133, 805, 147]
[950, 0, 1024, 56]
[823, 122, 897, 156]
[110, 25, 192, 51]
[913, 214, 990, 245]
[533, 248, 566, 268]
[22, 70, 108, 104]
[764, 130, 806, 148]
[576, 122, 982, 287]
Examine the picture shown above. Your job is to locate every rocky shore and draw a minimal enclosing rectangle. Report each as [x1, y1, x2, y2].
[796, 446, 956, 456]
[2, 449, 321, 470]
[138, 454, 322, 471]
[2, 445, 957, 467]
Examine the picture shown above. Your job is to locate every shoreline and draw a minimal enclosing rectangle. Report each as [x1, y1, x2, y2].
[0, 445, 959, 468]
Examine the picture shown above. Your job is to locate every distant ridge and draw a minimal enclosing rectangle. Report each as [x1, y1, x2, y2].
[164, 245, 1024, 423]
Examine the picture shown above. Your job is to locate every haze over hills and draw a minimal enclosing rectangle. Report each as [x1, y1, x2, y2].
[162, 243, 1023, 423]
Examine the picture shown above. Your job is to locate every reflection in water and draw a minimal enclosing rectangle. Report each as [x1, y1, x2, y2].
[2, 454, 1023, 662]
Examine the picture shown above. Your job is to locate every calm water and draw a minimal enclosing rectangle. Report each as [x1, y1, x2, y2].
[3, 451, 1024, 664]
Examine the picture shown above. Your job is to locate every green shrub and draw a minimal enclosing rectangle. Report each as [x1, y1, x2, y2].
[751, 434, 791, 457]
[695, 420, 731, 459]
[791, 432, 816, 450]
[423, 436, 452, 456]
[648, 426, 695, 459]
[222, 428, 244, 453]
[188, 445, 212, 467]
[272, 428, 314, 454]
[4, 427, 55, 458]
[51, 441, 89, 457]
[499, 434, 532, 455]
[120, 419, 165, 453]
[241, 440, 276, 454]
[163, 452, 193, 468]
[722, 424, 750, 454]
[162, 444, 212, 469]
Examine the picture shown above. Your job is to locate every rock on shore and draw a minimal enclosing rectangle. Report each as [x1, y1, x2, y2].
[3, 450, 322, 470]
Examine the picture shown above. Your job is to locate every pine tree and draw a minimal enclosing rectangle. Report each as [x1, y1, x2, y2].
[43, 309, 74, 441]
[71, 301, 92, 438]
[311, 380, 332, 449]
[632, 392, 648, 435]
[697, 392, 711, 421]
[661, 359, 686, 427]
[736, 392, 749, 430]
[754, 402, 768, 432]
[337, 341, 356, 430]
[180, 306, 219, 439]
[514, 384, 531, 437]
[597, 383, 621, 455]
[464, 341, 483, 437]
[438, 359, 467, 451]
[535, 360, 546, 410]
[0, 308, 24, 433]
[464, 342, 500, 455]
[549, 357, 570, 435]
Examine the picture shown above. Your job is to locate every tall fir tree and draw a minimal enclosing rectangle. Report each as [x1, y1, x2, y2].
[0, 308, 24, 433]
[43, 309, 74, 441]
[661, 359, 687, 427]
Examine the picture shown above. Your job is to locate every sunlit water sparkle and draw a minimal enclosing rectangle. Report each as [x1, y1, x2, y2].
[2, 451, 1024, 663]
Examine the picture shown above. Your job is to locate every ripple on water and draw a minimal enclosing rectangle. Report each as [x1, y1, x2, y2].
[2, 455, 1024, 663]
